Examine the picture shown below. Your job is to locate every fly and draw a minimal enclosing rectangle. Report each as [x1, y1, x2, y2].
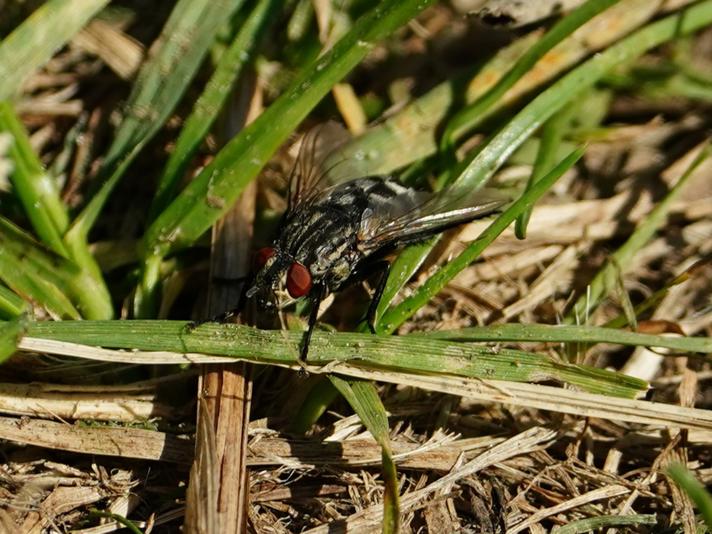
[243, 125, 507, 363]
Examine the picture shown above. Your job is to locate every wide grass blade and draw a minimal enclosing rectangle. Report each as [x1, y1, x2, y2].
[0, 0, 111, 100]
[149, 0, 281, 219]
[142, 0, 437, 260]
[329, 377, 399, 534]
[0, 102, 69, 255]
[24, 320, 648, 398]
[377, 147, 584, 334]
[419, 323, 712, 354]
[565, 142, 711, 324]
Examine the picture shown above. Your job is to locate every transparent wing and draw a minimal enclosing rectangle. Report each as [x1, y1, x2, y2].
[286, 121, 354, 215]
[358, 185, 509, 255]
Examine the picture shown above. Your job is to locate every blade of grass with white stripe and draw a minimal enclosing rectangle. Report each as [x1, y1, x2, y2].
[376, 147, 583, 334]
[330, 376, 399, 534]
[552, 515, 658, 533]
[149, 0, 280, 220]
[375, 2, 712, 332]
[565, 142, 711, 325]
[0, 0, 110, 100]
[24, 320, 647, 398]
[64, 0, 245, 291]
[0, 316, 26, 364]
[0, 102, 69, 255]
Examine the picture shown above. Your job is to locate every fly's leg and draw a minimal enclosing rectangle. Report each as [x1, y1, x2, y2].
[365, 261, 391, 334]
[184, 274, 251, 333]
[300, 284, 326, 363]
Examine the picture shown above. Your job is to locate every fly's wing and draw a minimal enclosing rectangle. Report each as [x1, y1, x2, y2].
[286, 122, 354, 216]
[358, 184, 509, 255]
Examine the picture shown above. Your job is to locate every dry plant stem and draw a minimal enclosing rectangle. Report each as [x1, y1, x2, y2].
[188, 78, 260, 534]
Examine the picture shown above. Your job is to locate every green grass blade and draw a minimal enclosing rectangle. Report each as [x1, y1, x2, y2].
[377, 147, 584, 334]
[25, 320, 648, 398]
[329, 377, 399, 533]
[565, 142, 711, 324]
[0, 102, 69, 255]
[419, 324, 712, 354]
[440, 0, 621, 152]
[143, 0, 437, 260]
[149, 0, 280, 220]
[514, 105, 573, 239]
[68, 0, 246, 241]
[667, 464, 712, 529]
[0, 0, 111, 100]
[0, 285, 28, 319]
[0, 316, 26, 364]
[0, 216, 110, 319]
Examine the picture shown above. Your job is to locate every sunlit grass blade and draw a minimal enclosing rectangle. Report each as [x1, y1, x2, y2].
[0, 316, 26, 364]
[0, 102, 69, 255]
[376, 147, 583, 334]
[667, 464, 712, 529]
[439, 0, 621, 153]
[329, 376, 399, 534]
[67, 0, 246, 244]
[0, 285, 27, 319]
[565, 142, 711, 325]
[149, 0, 280, 219]
[142, 0, 437, 260]
[0, 0, 110, 100]
[25, 320, 648, 398]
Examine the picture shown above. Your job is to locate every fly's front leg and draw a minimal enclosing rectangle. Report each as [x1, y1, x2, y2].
[300, 284, 326, 363]
[365, 261, 390, 334]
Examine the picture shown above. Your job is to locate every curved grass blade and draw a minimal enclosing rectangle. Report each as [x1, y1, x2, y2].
[0, 0, 110, 100]
[26, 320, 648, 398]
[149, 0, 280, 220]
[67, 0, 246, 243]
[0, 102, 69, 255]
[0, 316, 27, 364]
[565, 142, 711, 325]
[142, 0, 437, 260]
[552, 515, 657, 533]
[376, 147, 584, 334]
[329, 376, 399, 534]
[439, 0, 621, 153]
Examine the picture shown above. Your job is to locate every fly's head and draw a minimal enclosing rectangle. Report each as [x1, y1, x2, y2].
[245, 246, 314, 307]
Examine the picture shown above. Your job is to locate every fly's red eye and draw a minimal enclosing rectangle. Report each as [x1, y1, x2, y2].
[286, 263, 312, 298]
[254, 247, 275, 270]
